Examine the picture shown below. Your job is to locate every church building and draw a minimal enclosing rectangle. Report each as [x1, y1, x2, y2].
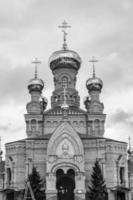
[1, 21, 133, 200]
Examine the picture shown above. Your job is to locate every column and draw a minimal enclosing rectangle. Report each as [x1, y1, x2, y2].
[75, 172, 85, 200]
[46, 173, 57, 200]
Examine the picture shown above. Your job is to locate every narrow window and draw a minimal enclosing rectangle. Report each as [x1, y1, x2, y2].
[31, 119, 36, 131]
[62, 76, 68, 88]
[7, 168, 11, 185]
[120, 167, 125, 184]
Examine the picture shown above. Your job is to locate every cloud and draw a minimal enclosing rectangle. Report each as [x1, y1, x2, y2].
[108, 109, 133, 127]
[0, 125, 9, 132]
[104, 108, 133, 143]
[0, 58, 53, 105]
[0, 63, 30, 104]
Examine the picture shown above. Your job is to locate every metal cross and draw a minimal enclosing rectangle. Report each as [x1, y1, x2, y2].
[58, 21, 71, 50]
[89, 56, 98, 77]
[32, 57, 41, 79]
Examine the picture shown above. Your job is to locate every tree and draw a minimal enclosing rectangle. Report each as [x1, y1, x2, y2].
[86, 159, 108, 200]
[26, 166, 46, 200]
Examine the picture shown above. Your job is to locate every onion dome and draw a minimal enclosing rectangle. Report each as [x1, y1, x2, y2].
[86, 76, 103, 92]
[49, 49, 81, 71]
[49, 21, 81, 72]
[28, 77, 44, 93]
[28, 58, 44, 93]
[86, 57, 103, 92]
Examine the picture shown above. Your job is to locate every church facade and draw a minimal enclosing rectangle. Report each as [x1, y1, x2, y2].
[1, 23, 133, 200]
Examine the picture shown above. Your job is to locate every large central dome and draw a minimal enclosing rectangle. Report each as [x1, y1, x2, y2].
[49, 49, 82, 71]
[49, 21, 82, 72]
[49, 49, 81, 64]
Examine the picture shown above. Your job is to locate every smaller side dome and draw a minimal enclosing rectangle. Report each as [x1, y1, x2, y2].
[86, 76, 103, 92]
[86, 56, 103, 92]
[28, 78, 44, 93]
[28, 57, 44, 93]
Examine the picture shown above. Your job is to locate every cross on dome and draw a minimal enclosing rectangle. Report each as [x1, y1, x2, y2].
[58, 20, 71, 50]
[32, 57, 41, 79]
[89, 56, 98, 78]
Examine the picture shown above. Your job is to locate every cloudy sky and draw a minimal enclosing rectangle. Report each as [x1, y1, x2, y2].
[0, 0, 133, 154]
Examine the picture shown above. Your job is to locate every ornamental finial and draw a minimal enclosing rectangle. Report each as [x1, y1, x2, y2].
[128, 136, 133, 154]
[32, 58, 41, 79]
[58, 20, 71, 50]
[129, 136, 131, 151]
[89, 56, 98, 78]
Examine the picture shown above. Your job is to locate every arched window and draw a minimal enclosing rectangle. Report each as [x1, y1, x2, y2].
[56, 169, 64, 178]
[62, 76, 68, 88]
[95, 119, 100, 127]
[94, 119, 100, 134]
[7, 168, 11, 185]
[67, 169, 75, 178]
[120, 167, 125, 184]
[54, 96, 58, 102]
[31, 119, 36, 131]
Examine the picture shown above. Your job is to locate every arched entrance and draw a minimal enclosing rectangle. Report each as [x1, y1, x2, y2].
[56, 169, 75, 200]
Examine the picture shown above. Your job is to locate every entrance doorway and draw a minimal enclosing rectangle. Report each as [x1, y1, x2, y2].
[56, 169, 75, 200]
[117, 191, 125, 200]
